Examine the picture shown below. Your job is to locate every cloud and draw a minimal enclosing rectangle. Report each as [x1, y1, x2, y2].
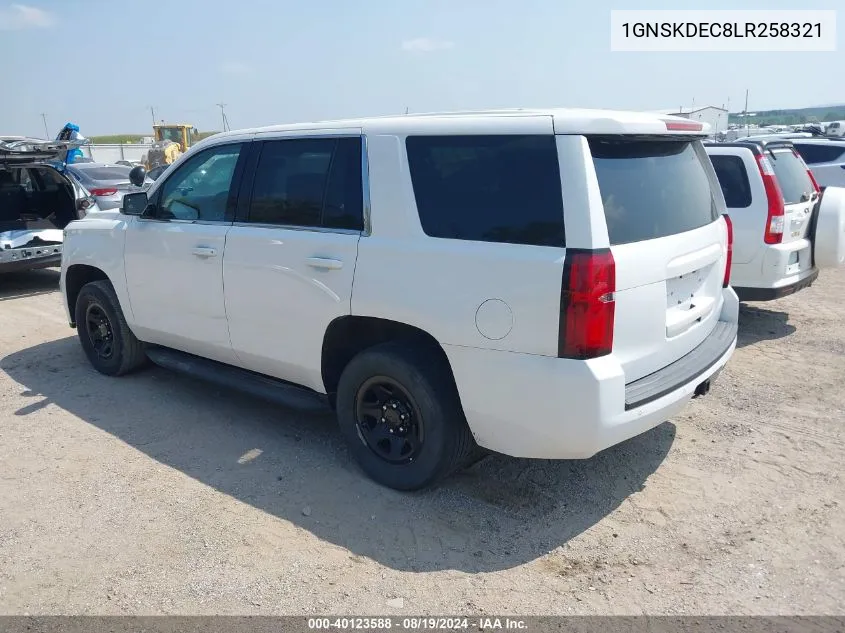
[401, 37, 455, 53]
[0, 4, 55, 30]
[220, 61, 254, 76]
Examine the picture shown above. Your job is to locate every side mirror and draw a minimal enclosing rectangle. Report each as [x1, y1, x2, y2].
[129, 165, 147, 187]
[121, 192, 148, 216]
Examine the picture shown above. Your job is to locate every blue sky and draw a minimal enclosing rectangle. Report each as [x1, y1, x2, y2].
[1, 0, 842, 137]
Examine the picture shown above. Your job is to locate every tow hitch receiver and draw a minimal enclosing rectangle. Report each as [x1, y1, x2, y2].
[693, 379, 711, 398]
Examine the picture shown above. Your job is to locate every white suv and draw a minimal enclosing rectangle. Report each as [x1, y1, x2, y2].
[706, 140, 845, 301]
[61, 109, 739, 490]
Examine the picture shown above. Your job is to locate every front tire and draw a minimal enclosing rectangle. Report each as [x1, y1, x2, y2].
[336, 341, 476, 491]
[74, 280, 147, 376]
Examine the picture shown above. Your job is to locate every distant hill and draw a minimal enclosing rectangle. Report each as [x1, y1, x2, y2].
[729, 105, 845, 126]
[89, 131, 220, 144]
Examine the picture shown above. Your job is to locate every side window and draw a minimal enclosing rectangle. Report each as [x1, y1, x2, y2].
[793, 143, 845, 165]
[246, 137, 363, 230]
[159, 143, 243, 222]
[405, 135, 565, 247]
[709, 154, 752, 209]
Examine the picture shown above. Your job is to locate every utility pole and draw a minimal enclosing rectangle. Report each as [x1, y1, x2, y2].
[41, 113, 49, 139]
[404, 106, 409, 115]
[149, 106, 157, 126]
[216, 103, 229, 132]
[744, 89, 749, 137]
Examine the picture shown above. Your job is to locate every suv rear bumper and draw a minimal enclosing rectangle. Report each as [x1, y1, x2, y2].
[730, 239, 817, 301]
[734, 267, 819, 301]
[444, 291, 739, 460]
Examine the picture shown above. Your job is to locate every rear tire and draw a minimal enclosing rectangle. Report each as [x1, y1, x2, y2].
[74, 280, 147, 376]
[336, 341, 476, 491]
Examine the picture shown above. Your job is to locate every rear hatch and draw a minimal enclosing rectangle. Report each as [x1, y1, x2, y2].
[764, 145, 817, 242]
[587, 136, 729, 383]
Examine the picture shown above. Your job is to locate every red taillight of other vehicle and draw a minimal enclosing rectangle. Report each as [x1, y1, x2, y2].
[723, 214, 733, 288]
[792, 148, 820, 194]
[558, 249, 616, 360]
[89, 188, 118, 196]
[754, 153, 786, 244]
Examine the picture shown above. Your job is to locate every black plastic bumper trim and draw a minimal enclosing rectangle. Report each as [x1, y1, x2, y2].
[734, 269, 819, 302]
[625, 320, 737, 410]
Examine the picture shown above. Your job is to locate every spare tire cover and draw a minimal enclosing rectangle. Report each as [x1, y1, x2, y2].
[814, 186, 845, 269]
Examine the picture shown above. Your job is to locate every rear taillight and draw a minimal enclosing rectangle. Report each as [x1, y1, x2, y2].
[723, 214, 733, 288]
[90, 188, 118, 196]
[558, 249, 616, 360]
[754, 154, 786, 244]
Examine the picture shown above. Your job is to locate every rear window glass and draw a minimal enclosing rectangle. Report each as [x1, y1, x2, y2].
[709, 154, 752, 208]
[76, 166, 131, 181]
[588, 138, 718, 245]
[767, 149, 814, 205]
[405, 135, 565, 247]
[792, 143, 845, 165]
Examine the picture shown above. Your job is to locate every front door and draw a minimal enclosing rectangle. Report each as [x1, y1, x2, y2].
[124, 141, 247, 364]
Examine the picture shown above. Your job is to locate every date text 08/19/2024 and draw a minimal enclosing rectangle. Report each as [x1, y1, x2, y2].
[307, 617, 529, 630]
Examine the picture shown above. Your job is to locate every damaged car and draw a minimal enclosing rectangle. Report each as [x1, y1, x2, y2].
[1, 137, 100, 274]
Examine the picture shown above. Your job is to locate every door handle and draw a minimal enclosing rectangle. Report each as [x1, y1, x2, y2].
[306, 257, 343, 270]
[192, 247, 218, 258]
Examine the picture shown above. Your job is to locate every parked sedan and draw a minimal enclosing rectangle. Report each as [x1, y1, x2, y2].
[65, 163, 151, 210]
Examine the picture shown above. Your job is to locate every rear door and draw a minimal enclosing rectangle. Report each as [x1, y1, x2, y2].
[585, 136, 729, 383]
[223, 134, 364, 392]
[706, 148, 762, 265]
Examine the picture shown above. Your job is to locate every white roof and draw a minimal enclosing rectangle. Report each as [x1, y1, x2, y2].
[200, 108, 710, 145]
[654, 106, 728, 114]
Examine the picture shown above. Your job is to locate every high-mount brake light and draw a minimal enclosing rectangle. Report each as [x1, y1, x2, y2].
[663, 120, 704, 132]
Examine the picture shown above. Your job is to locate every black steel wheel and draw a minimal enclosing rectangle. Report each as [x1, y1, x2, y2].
[84, 303, 116, 361]
[355, 376, 424, 465]
[336, 341, 476, 491]
[74, 280, 147, 376]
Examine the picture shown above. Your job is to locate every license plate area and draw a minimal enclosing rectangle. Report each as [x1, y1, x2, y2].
[665, 265, 716, 337]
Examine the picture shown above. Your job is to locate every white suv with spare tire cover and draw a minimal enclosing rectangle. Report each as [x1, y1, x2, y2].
[705, 140, 845, 301]
[61, 109, 738, 490]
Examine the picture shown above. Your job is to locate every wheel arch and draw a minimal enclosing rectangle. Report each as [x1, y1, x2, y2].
[320, 316, 456, 407]
[64, 264, 112, 327]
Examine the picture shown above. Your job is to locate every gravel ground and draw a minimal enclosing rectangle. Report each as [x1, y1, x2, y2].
[0, 268, 843, 615]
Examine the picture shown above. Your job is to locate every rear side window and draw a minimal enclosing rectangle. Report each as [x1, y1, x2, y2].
[793, 143, 845, 165]
[767, 149, 814, 205]
[588, 138, 718, 245]
[709, 154, 752, 208]
[247, 137, 363, 230]
[405, 135, 565, 247]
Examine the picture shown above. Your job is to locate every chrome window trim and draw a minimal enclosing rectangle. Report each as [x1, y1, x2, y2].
[231, 221, 360, 236]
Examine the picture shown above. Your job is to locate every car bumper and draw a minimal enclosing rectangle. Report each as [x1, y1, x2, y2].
[444, 308, 738, 460]
[730, 240, 817, 301]
[0, 244, 62, 273]
[734, 267, 819, 301]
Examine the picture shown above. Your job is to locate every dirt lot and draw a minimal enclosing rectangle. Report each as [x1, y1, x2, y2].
[0, 268, 843, 615]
